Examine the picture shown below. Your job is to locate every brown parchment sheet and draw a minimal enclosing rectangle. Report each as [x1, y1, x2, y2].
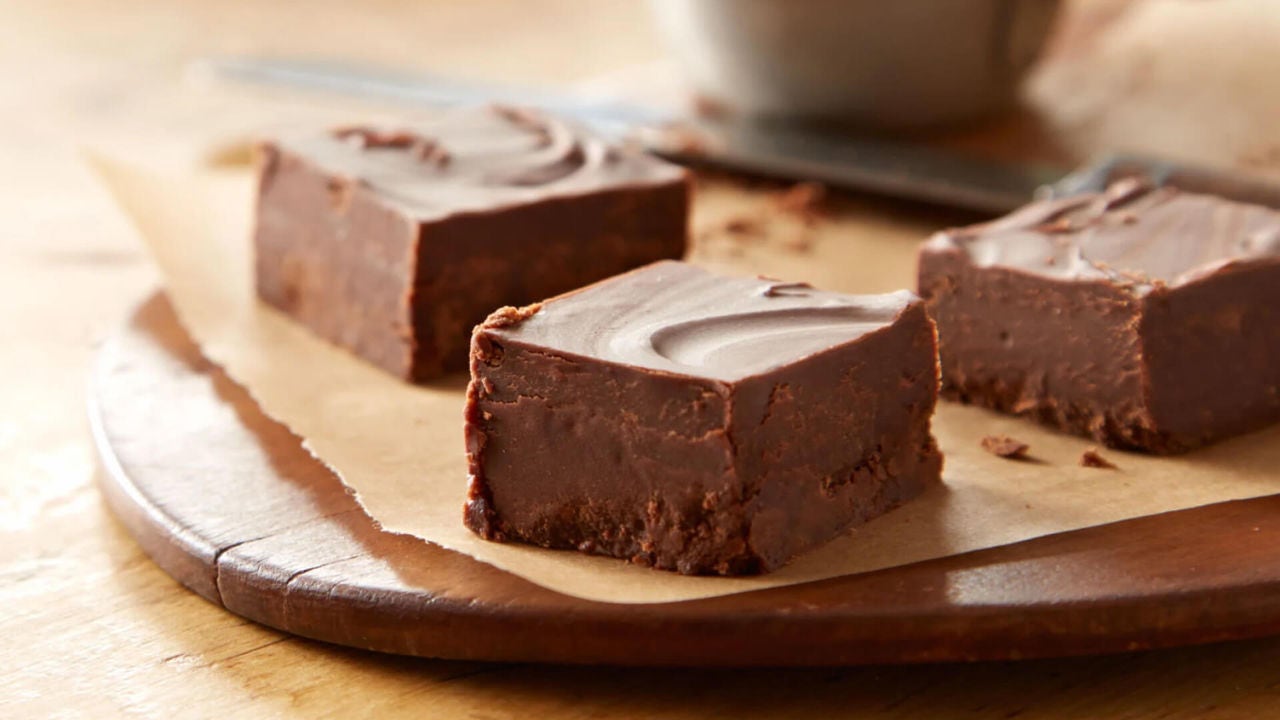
[93, 157, 1280, 604]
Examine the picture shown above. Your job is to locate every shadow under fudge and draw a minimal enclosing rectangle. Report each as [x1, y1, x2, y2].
[253, 106, 690, 382]
[919, 177, 1280, 454]
[464, 261, 943, 576]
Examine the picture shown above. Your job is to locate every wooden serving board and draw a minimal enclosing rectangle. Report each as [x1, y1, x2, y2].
[89, 292, 1280, 666]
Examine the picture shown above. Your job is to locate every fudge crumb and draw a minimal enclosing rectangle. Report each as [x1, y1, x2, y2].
[980, 435, 1030, 460]
[482, 303, 542, 329]
[724, 216, 765, 238]
[1080, 448, 1117, 469]
[771, 181, 827, 223]
[692, 179, 829, 256]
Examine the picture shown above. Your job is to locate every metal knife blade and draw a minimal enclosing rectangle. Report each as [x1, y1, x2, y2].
[643, 120, 1063, 215]
[194, 57, 1064, 213]
[197, 57, 1268, 215]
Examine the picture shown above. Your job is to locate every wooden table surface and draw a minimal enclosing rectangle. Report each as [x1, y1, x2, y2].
[8, 0, 1280, 717]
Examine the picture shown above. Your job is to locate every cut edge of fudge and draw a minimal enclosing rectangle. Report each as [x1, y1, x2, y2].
[463, 261, 943, 575]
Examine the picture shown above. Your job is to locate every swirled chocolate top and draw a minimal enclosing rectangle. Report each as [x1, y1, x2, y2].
[925, 178, 1280, 292]
[271, 105, 685, 221]
[479, 260, 919, 383]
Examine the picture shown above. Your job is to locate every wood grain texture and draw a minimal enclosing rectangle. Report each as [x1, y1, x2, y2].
[90, 292, 1280, 666]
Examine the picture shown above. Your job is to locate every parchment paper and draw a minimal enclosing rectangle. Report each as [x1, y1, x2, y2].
[93, 156, 1280, 604]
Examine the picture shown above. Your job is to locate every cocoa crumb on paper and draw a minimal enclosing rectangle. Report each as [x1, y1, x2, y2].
[689, 179, 831, 259]
[723, 216, 765, 239]
[770, 181, 827, 226]
[1080, 448, 1118, 469]
[980, 435, 1031, 460]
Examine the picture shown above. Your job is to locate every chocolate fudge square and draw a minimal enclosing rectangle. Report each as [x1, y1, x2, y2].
[464, 261, 943, 575]
[919, 178, 1280, 454]
[254, 106, 689, 381]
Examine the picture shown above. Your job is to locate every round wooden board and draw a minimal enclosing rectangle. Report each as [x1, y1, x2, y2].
[90, 293, 1280, 667]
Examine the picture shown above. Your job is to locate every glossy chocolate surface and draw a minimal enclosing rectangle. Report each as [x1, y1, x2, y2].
[279, 106, 684, 218]
[496, 261, 916, 382]
[930, 178, 1280, 289]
